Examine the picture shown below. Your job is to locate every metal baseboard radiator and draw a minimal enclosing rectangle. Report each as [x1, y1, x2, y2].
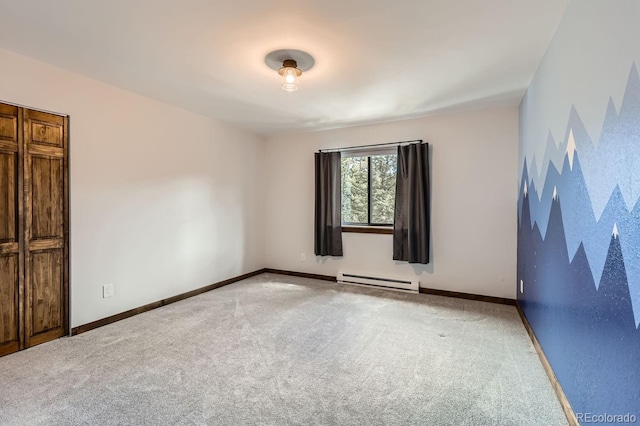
[337, 271, 419, 293]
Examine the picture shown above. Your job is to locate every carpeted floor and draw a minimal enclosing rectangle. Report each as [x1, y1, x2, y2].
[0, 273, 567, 425]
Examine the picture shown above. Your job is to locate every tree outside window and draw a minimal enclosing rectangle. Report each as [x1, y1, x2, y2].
[341, 154, 397, 226]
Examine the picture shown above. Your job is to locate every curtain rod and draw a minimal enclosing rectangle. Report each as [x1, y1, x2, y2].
[318, 139, 423, 153]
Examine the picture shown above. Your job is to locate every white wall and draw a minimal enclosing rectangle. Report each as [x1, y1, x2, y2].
[0, 47, 265, 327]
[264, 107, 518, 298]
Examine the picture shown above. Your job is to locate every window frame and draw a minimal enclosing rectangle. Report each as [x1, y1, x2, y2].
[340, 148, 397, 233]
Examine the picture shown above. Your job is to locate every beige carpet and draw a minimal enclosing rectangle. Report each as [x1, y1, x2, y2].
[0, 273, 567, 425]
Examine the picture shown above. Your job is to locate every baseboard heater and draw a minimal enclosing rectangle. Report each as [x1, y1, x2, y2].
[337, 271, 419, 293]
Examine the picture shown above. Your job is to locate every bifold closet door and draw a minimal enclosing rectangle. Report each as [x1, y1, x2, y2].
[0, 104, 22, 356]
[0, 103, 68, 356]
[23, 109, 68, 348]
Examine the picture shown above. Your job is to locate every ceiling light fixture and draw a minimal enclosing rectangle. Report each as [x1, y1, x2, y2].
[265, 49, 315, 92]
[279, 59, 302, 92]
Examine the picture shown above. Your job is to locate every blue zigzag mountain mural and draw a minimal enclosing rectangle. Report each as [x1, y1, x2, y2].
[518, 64, 640, 417]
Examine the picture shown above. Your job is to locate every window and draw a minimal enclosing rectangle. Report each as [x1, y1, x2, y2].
[341, 151, 397, 227]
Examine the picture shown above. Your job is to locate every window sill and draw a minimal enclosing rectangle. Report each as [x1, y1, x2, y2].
[342, 226, 393, 235]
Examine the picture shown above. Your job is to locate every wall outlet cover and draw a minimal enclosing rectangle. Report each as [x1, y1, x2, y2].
[103, 283, 114, 298]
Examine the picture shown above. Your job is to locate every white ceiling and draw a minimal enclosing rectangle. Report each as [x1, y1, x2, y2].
[0, 0, 567, 135]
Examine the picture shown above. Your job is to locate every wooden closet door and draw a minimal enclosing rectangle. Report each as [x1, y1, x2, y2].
[0, 104, 22, 356]
[23, 109, 68, 348]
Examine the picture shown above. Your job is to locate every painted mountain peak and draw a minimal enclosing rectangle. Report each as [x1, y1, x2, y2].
[519, 63, 640, 327]
[518, 182, 640, 418]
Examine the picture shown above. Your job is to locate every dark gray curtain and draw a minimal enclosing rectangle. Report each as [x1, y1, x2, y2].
[314, 152, 343, 256]
[393, 143, 430, 264]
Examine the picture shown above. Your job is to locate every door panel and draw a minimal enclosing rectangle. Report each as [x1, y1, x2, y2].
[30, 121, 63, 147]
[24, 109, 68, 349]
[0, 254, 19, 355]
[0, 104, 21, 356]
[0, 152, 17, 243]
[31, 156, 63, 239]
[30, 250, 62, 335]
[0, 115, 16, 140]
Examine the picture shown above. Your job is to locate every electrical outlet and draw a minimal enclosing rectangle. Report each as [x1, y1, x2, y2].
[520, 280, 524, 294]
[300, 253, 306, 262]
[103, 283, 114, 298]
